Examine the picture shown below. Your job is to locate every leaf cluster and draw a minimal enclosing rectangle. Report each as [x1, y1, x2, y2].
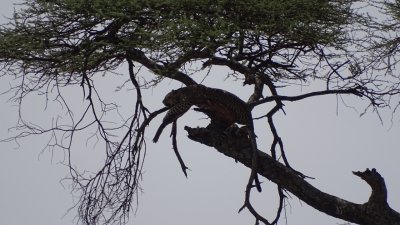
[0, 0, 355, 79]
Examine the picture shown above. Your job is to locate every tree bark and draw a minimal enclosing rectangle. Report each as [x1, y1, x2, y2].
[184, 125, 400, 225]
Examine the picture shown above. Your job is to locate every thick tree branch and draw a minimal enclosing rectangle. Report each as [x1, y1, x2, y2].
[127, 49, 197, 86]
[184, 126, 400, 225]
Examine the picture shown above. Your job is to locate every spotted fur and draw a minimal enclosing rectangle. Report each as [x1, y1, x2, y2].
[153, 84, 251, 142]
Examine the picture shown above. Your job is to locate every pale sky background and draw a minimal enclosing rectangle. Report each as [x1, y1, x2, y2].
[0, 1, 399, 225]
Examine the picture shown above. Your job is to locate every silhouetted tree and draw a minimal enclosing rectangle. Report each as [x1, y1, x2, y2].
[1, 0, 400, 224]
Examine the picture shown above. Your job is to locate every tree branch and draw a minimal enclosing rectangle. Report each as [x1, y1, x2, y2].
[250, 88, 363, 109]
[184, 125, 400, 225]
[127, 49, 197, 86]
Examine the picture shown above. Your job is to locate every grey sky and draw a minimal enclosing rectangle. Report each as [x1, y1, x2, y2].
[0, 1, 399, 225]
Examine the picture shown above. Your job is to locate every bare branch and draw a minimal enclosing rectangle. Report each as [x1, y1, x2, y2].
[171, 120, 189, 177]
[250, 88, 363, 109]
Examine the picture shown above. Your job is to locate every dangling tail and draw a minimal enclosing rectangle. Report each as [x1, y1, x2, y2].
[153, 122, 168, 143]
[153, 103, 191, 142]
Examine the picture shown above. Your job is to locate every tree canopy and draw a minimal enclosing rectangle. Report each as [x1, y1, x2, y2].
[1, 0, 400, 225]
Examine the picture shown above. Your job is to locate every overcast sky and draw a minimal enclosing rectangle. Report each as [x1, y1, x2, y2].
[0, 1, 399, 225]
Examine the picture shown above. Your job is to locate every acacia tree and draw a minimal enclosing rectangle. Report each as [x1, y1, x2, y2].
[1, 0, 400, 224]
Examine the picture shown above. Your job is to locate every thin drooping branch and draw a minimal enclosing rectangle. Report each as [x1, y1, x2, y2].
[126, 57, 150, 118]
[271, 187, 286, 225]
[171, 120, 189, 177]
[185, 126, 400, 225]
[266, 103, 307, 178]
